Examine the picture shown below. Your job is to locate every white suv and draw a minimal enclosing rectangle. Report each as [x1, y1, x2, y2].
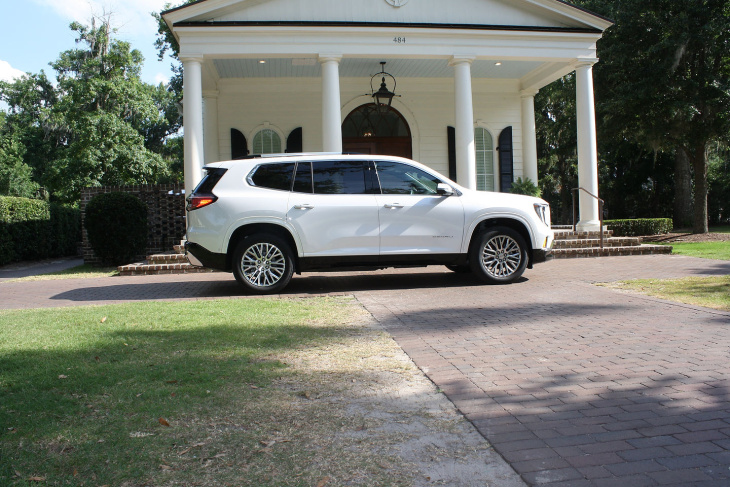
[186, 153, 553, 293]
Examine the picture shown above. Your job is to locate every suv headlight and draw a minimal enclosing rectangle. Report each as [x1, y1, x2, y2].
[533, 203, 551, 227]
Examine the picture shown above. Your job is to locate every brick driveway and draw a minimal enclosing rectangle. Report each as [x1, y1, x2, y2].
[2, 254, 729, 486]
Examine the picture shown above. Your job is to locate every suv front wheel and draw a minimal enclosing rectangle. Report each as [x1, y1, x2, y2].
[233, 234, 295, 294]
[470, 226, 528, 284]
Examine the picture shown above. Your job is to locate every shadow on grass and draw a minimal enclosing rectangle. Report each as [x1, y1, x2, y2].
[0, 301, 345, 485]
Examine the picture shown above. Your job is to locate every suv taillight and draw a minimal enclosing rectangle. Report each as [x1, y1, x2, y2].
[187, 195, 218, 211]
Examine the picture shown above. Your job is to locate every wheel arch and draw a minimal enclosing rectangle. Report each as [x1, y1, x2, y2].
[467, 218, 535, 267]
[226, 223, 300, 272]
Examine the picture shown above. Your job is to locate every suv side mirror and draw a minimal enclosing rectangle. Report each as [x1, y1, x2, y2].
[436, 183, 454, 196]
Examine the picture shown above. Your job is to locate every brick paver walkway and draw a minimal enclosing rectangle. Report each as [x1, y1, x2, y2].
[2, 254, 729, 486]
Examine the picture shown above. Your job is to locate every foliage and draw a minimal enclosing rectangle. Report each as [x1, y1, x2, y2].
[604, 218, 673, 237]
[575, 0, 730, 233]
[0, 19, 182, 204]
[84, 192, 147, 265]
[0, 196, 81, 266]
[509, 177, 542, 197]
[536, 74, 577, 223]
[708, 144, 730, 225]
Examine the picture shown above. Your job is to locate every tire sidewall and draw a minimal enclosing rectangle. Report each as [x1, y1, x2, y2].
[469, 226, 528, 284]
[233, 234, 295, 294]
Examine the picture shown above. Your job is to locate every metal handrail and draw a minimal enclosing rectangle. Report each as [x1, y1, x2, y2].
[571, 187, 605, 249]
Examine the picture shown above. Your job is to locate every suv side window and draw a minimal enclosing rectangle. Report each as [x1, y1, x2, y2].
[312, 161, 368, 195]
[249, 162, 296, 191]
[375, 161, 443, 195]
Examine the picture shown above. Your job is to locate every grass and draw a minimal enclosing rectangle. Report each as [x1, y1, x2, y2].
[607, 275, 730, 312]
[3, 264, 119, 283]
[1, 297, 416, 486]
[659, 241, 730, 260]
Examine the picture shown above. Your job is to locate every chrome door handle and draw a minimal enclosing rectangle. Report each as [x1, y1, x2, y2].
[294, 204, 314, 210]
[384, 203, 403, 209]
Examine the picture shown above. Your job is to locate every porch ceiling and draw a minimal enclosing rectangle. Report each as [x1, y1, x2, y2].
[212, 57, 545, 79]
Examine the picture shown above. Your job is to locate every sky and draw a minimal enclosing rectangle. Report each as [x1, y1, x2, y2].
[0, 0, 178, 86]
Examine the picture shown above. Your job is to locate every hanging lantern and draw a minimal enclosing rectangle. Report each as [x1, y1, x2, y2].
[370, 61, 399, 110]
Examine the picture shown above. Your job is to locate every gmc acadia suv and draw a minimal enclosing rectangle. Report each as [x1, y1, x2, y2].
[185, 153, 553, 293]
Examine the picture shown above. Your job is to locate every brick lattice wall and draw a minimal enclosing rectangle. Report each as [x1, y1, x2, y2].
[80, 184, 186, 265]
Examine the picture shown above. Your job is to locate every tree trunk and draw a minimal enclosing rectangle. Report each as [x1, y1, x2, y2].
[673, 149, 693, 228]
[687, 142, 709, 234]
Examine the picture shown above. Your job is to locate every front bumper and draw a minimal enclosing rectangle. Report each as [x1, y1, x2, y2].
[532, 248, 553, 265]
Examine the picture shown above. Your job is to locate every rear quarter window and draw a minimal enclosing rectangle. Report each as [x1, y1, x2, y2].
[249, 162, 296, 191]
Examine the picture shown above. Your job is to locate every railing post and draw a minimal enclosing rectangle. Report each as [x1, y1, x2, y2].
[572, 188, 578, 232]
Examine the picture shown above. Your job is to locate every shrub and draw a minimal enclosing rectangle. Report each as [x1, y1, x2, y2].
[0, 196, 81, 266]
[605, 218, 673, 237]
[510, 177, 542, 198]
[85, 192, 148, 265]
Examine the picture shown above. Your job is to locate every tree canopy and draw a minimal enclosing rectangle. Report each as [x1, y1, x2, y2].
[0, 18, 182, 204]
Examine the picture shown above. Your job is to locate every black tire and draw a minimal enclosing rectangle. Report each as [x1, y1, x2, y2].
[232, 234, 294, 294]
[446, 265, 471, 273]
[469, 226, 528, 284]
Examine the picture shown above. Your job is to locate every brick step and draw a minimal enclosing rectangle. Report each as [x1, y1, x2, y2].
[553, 237, 641, 249]
[118, 261, 216, 276]
[146, 253, 188, 264]
[554, 230, 614, 240]
[552, 244, 672, 259]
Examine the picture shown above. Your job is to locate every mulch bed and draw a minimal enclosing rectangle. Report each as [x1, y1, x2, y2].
[642, 232, 730, 243]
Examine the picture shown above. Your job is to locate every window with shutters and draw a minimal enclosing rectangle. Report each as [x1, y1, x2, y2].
[475, 127, 495, 191]
[252, 128, 282, 154]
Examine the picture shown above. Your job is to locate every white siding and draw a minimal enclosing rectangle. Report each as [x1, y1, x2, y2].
[214, 76, 524, 183]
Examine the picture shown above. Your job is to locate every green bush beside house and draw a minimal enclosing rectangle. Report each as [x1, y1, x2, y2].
[605, 218, 673, 236]
[0, 196, 81, 266]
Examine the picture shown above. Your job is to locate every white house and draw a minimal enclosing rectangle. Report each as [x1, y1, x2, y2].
[163, 0, 611, 230]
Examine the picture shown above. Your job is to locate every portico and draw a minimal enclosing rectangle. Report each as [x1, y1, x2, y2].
[164, 0, 611, 230]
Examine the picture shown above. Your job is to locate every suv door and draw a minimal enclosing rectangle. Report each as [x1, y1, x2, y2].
[374, 160, 465, 255]
[287, 160, 380, 256]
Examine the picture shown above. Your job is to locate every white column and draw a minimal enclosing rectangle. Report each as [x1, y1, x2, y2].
[319, 54, 343, 153]
[575, 61, 601, 231]
[450, 56, 476, 190]
[521, 90, 539, 185]
[203, 91, 219, 164]
[182, 57, 205, 195]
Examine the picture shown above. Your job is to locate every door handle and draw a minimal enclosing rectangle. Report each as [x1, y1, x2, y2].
[384, 203, 403, 209]
[294, 204, 314, 210]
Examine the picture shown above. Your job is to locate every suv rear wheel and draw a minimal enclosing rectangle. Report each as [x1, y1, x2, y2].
[233, 234, 294, 294]
[469, 226, 528, 284]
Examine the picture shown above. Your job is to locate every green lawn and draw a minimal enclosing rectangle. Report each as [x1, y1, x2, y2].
[0, 298, 381, 486]
[660, 241, 730, 260]
[608, 275, 730, 312]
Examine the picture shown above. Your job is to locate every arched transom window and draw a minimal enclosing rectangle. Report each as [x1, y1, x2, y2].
[253, 128, 282, 154]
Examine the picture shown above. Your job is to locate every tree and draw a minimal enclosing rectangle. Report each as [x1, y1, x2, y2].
[0, 18, 182, 203]
[575, 0, 730, 233]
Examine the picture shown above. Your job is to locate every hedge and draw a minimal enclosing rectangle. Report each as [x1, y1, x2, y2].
[0, 196, 81, 266]
[84, 192, 147, 266]
[605, 218, 673, 237]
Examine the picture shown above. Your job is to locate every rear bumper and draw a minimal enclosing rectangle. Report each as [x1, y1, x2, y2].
[185, 242, 228, 271]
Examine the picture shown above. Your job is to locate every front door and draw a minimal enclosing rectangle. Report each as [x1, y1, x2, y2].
[373, 160, 465, 255]
[342, 104, 412, 158]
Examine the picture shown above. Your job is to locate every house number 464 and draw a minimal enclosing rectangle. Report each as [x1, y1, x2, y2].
[393, 37, 406, 44]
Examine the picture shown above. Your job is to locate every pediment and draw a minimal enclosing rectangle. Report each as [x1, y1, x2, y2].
[165, 0, 611, 32]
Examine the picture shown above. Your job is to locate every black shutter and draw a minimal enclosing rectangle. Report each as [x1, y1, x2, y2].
[231, 129, 248, 159]
[497, 126, 513, 192]
[286, 127, 303, 153]
[447, 126, 457, 181]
